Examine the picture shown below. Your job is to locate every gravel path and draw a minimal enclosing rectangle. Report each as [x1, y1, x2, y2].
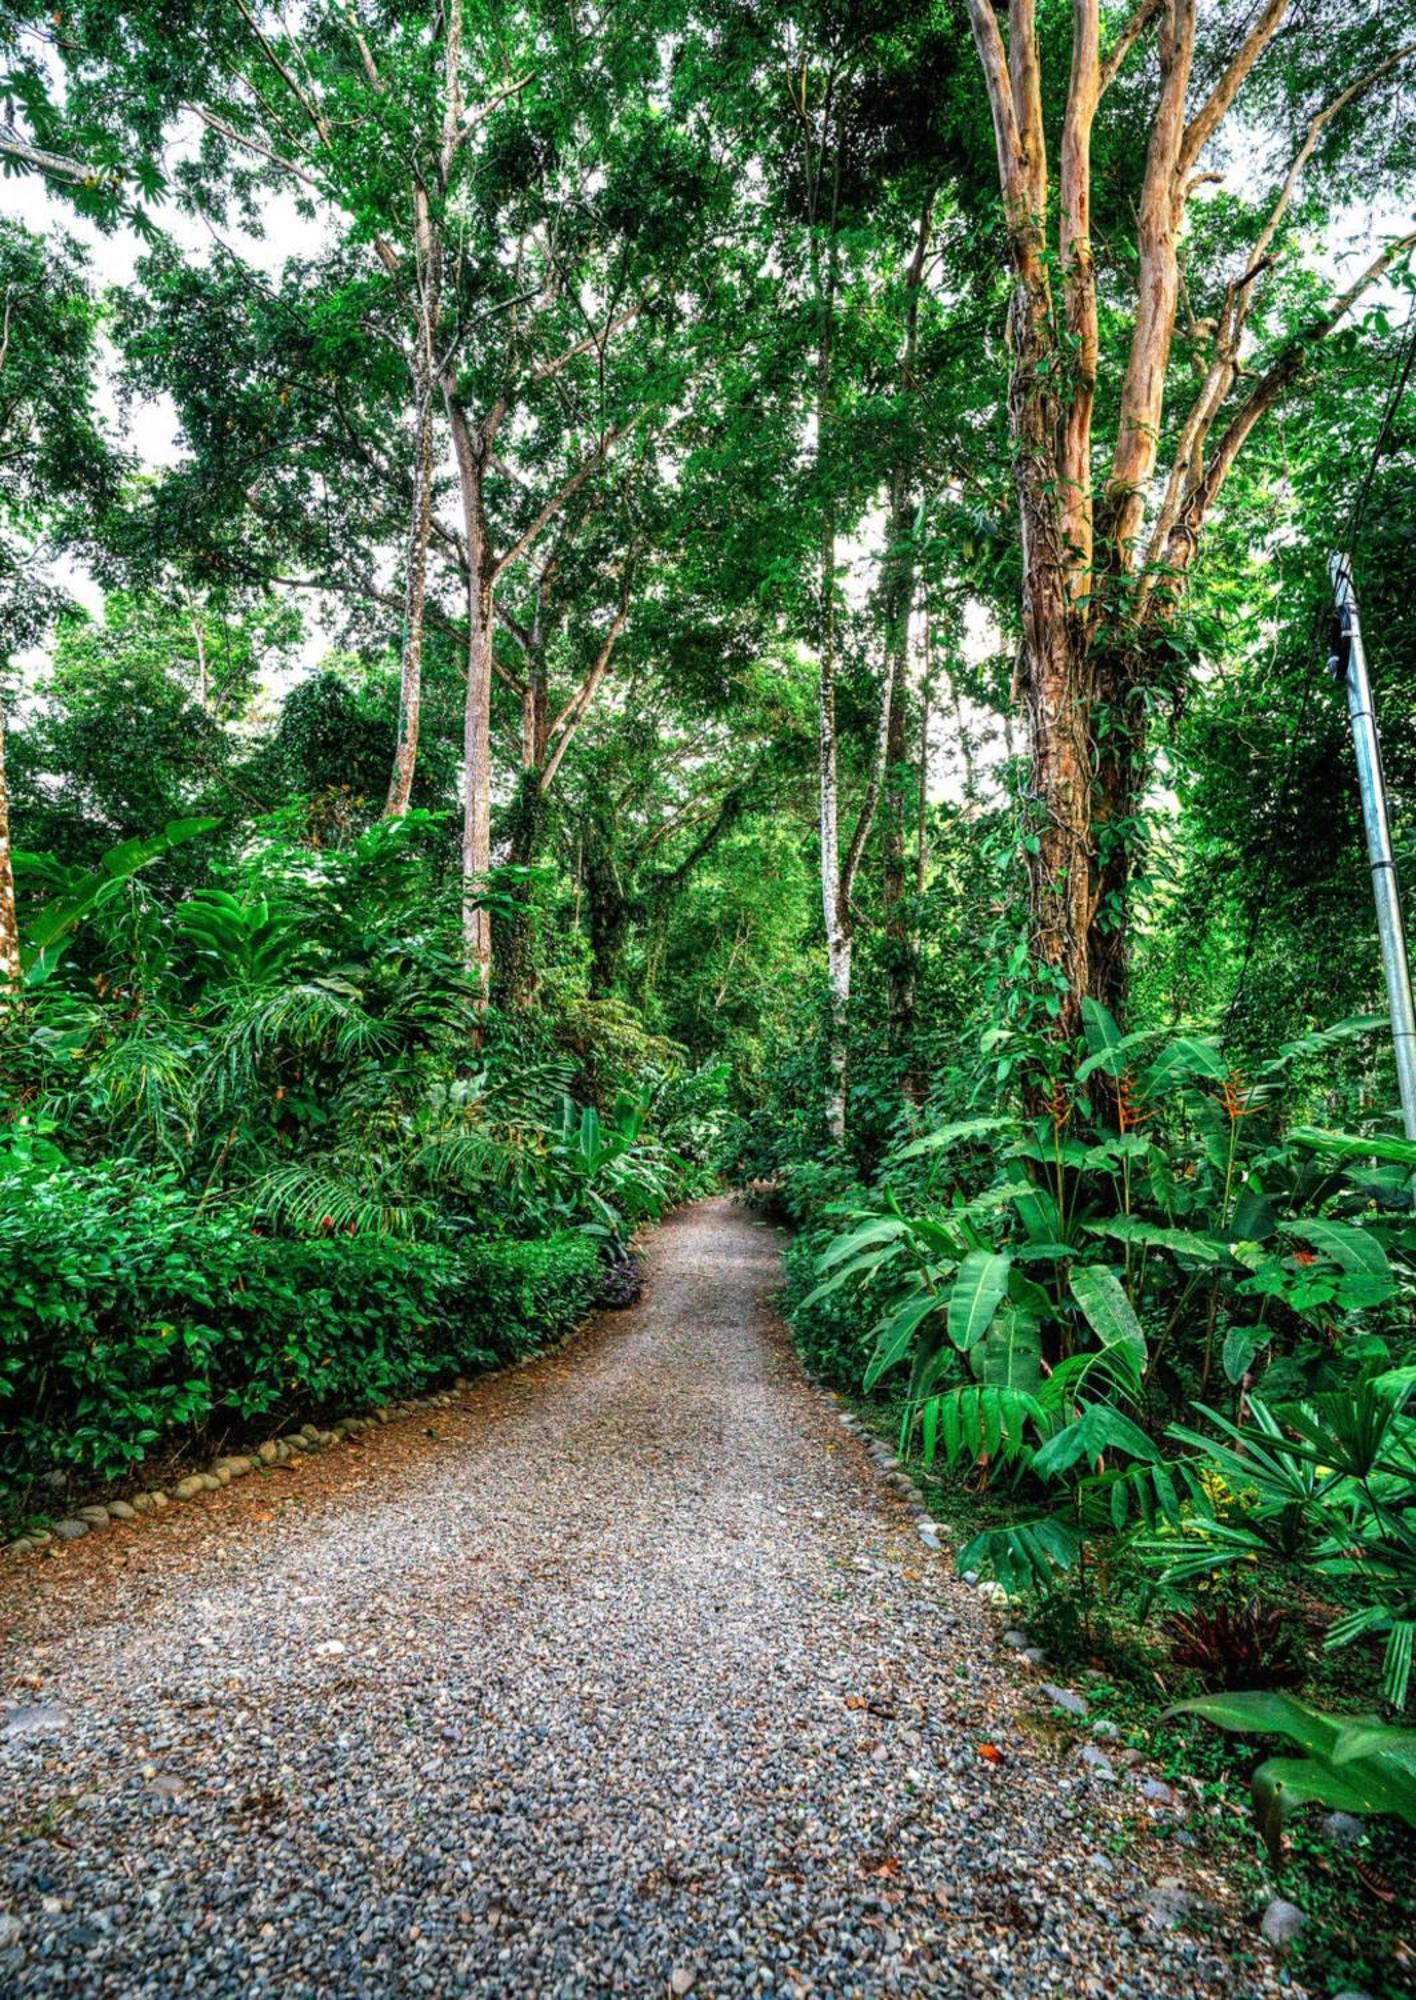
[1, 1197, 1295, 1998]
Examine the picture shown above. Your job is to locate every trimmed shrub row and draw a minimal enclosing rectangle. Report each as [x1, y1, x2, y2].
[0, 1165, 601, 1510]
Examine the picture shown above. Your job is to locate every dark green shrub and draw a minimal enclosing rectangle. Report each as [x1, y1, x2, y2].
[0, 1162, 600, 1510]
[784, 1229, 878, 1391]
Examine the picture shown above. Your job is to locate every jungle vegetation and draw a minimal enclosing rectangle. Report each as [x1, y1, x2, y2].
[2, 2, 1415, 1968]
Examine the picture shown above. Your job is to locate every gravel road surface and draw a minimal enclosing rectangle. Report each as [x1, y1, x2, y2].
[0, 1197, 1295, 1998]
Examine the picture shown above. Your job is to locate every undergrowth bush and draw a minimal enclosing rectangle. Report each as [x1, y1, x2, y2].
[0, 1161, 599, 1509]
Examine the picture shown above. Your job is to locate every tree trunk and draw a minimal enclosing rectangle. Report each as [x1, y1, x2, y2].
[461, 569, 495, 989]
[496, 766, 549, 1010]
[385, 382, 435, 816]
[386, 176, 441, 818]
[882, 197, 931, 1068]
[1011, 275, 1096, 1048]
[0, 694, 20, 994]
[881, 478, 917, 1061]
[446, 391, 495, 993]
[818, 511, 851, 1144]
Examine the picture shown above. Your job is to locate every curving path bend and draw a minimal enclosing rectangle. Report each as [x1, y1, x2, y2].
[0, 1197, 1294, 1998]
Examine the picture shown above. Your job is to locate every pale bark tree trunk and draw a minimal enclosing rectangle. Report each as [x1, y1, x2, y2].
[0, 695, 20, 994]
[964, 0, 1401, 1038]
[818, 513, 852, 1144]
[881, 197, 933, 1063]
[446, 389, 498, 993]
[385, 371, 436, 816]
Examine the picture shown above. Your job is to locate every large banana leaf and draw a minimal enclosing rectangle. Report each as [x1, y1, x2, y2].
[1069, 1263, 1146, 1360]
[946, 1248, 1012, 1352]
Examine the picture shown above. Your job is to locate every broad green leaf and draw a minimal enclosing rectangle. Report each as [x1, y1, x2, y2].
[1142, 1035, 1228, 1095]
[1277, 1218, 1394, 1300]
[946, 1249, 1012, 1352]
[1221, 1325, 1266, 1385]
[1083, 1217, 1223, 1265]
[894, 1115, 1019, 1161]
[1288, 1126, 1416, 1167]
[976, 1303, 1042, 1392]
[864, 1290, 939, 1389]
[1069, 1264, 1146, 1358]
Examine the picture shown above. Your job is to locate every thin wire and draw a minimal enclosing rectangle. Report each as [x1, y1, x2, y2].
[1223, 291, 1416, 1029]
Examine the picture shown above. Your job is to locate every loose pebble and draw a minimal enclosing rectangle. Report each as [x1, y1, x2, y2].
[1259, 1897, 1307, 1949]
[1039, 1681, 1088, 1717]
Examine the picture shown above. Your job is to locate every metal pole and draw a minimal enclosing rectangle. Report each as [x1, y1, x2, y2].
[1329, 553, 1416, 1144]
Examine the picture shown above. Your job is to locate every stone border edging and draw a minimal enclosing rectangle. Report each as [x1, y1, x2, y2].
[4, 1384, 471, 1558]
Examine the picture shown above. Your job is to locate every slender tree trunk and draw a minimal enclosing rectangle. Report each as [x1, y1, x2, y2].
[881, 511, 915, 1059]
[461, 569, 495, 988]
[818, 535, 851, 1143]
[190, 616, 209, 712]
[813, 138, 852, 1146]
[882, 196, 932, 1066]
[385, 379, 435, 816]
[0, 696, 18, 994]
[446, 390, 496, 993]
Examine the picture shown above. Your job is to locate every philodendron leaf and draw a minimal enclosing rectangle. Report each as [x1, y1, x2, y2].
[946, 1249, 1012, 1353]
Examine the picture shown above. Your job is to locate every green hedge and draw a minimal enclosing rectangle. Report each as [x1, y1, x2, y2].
[0, 1165, 600, 1509]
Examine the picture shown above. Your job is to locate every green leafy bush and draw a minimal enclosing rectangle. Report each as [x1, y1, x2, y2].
[0, 1161, 600, 1508]
[790, 1008, 1416, 1672]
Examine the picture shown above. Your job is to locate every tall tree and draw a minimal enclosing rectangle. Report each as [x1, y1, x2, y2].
[964, 0, 1415, 1040]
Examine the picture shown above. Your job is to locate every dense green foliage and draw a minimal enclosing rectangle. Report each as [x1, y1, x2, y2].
[2, 3, 1415, 1978]
[0, 1156, 599, 1498]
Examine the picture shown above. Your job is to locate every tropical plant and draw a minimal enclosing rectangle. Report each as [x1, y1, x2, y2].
[1166, 1691, 1416, 1860]
[802, 1008, 1416, 1621]
[1146, 1369, 1416, 1706]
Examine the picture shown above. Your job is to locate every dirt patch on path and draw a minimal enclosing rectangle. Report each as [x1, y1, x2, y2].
[0, 1196, 1294, 1997]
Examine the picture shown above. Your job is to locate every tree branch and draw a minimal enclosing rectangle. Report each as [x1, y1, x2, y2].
[963, 0, 1030, 225]
[1059, 0, 1101, 596]
[1156, 226, 1416, 592]
[539, 597, 631, 795]
[185, 105, 318, 187]
[1179, 0, 1290, 175]
[1098, 0, 1164, 98]
[0, 121, 114, 188]
[491, 416, 641, 581]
